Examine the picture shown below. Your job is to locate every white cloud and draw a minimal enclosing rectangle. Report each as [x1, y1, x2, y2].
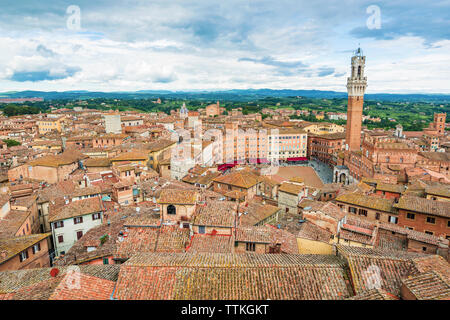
[0, 1, 448, 93]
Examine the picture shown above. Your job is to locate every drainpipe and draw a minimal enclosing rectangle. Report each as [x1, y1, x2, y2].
[51, 222, 57, 260]
[110, 283, 117, 300]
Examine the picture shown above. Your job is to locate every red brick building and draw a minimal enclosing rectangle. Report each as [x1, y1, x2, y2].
[394, 196, 449, 240]
[308, 132, 345, 165]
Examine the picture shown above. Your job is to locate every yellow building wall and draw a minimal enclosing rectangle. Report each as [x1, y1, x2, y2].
[297, 238, 333, 254]
[37, 119, 62, 134]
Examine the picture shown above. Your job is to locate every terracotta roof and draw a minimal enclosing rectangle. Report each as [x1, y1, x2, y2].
[419, 152, 450, 162]
[97, 133, 128, 139]
[377, 222, 448, 247]
[84, 157, 111, 167]
[336, 245, 431, 297]
[320, 183, 341, 193]
[114, 227, 159, 259]
[346, 288, 398, 300]
[66, 135, 96, 142]
[0, 209, 33, 238]
[121, 115, 142, 122]
[394, 196, 449, 218]
[114, 252, 350, 300]
[257, 175, 279, 187]
[71, 185, 102, 198]
[0, 234, 50, 265]
[113, 178, 134, 189]
[114, 225, 189, 259]
[376, 183, 405, 194]
[401, 271, 450, 300]
[111, 150, 148, 162]
[48, 272, 115, 300]
[124, 214, 161, 228]
[192, 201, 236, 228]
[49, 197, 103, 222]
[278, 181, 304, 195]
[339, 225, 374, 245]
[224, 190, 246, 199]
[29, 140, 62, 147]
[187, 234, 234, 253]
[28, 152, 84, 168]
[213, 170, 260, 189]
[157, 189, 198, 205]
[296, 221, 333, 243]
[1, 270, 116, 300]
[0, 265, 120, 294]
[1, 276, 60, 300]
[155, 225, 190, 253]
[54, 221, 124, 266]
[235, 226, 271, 243]
[425, 185, 450, 198]
[309, 132, 346, 140]
[335, 192, 395, 213]
[412, 255, 450, 279]
[182, 171, 221, 186]
[239, 201, 279, 226]
[265, 225, 299, 254]
[37, 180, 76, 203]
[143, 139, 175, 152]
[300, 200, 345, 220]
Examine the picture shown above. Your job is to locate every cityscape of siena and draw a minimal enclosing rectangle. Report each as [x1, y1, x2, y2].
[0, 0, 448, 306]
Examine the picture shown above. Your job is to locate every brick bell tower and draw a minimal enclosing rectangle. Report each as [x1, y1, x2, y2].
[433, 113, 446, 136]
[345, 47, 367, 151]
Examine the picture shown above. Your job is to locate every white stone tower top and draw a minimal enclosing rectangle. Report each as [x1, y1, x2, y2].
[347, 47, 367, 97]
[180, 102, 188, 119]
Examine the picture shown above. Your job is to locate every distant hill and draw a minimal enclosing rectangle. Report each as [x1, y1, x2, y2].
[0, 89, 449, 103]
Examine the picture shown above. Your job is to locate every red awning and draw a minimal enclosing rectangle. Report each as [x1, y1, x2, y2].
[287, 157, 308, 161]
[248, 158, 270, 164]
[218, 163, 237, 171]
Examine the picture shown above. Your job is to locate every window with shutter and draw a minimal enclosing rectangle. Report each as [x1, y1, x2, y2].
[32, 243, 41, 254]
[19, 251, 27, 262]
[54, 221, 64, 229]
[74, 217, 84, 224]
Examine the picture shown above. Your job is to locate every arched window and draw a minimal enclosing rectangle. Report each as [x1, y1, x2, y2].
[167, 205, 176, 215]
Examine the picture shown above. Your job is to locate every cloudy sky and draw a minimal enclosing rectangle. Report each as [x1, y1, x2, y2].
[0, 0, 449, 93]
